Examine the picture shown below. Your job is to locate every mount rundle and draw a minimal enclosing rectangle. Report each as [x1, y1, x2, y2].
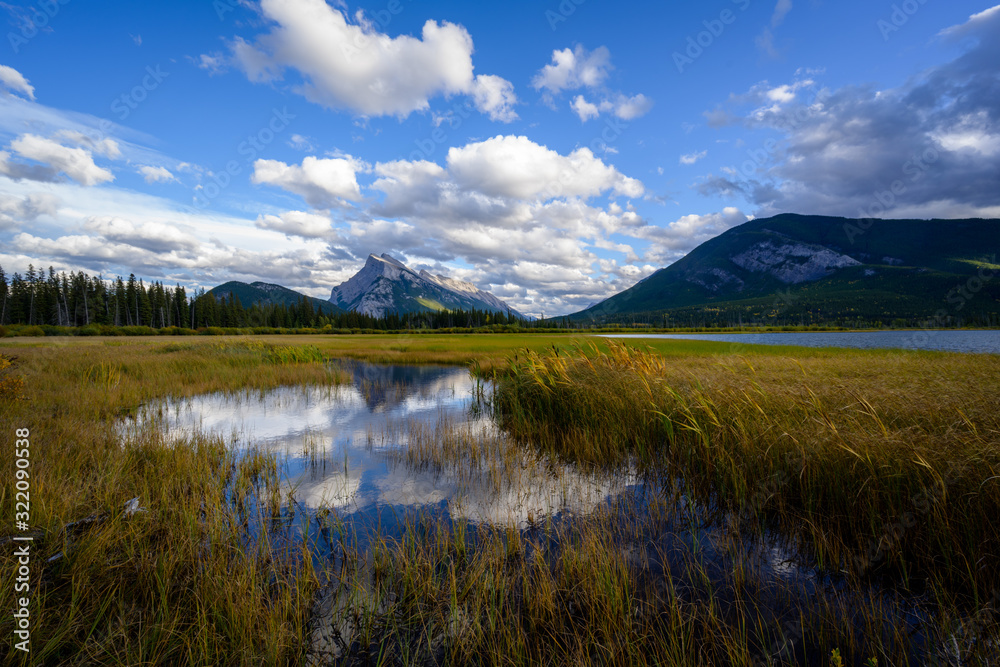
[329, 253, 525, 319]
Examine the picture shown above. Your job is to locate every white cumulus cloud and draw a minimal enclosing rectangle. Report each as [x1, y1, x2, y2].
[52, 130, 122, 159]
[138, 165, 176, 183]
[1, 134, 114, 186]
[532, 45, 612, 95]
[570, 95, 600, 122]
[83, 216, 200, 253]
[680, 150, 708, 165]
[534, 46, 651, 122]
[218, 0, 513, 121]
[612, 93, 653, 120]
[255, 210, 333, 238]
[0, 192, 58, 230]
[446, 135, 643, 200]
[252, 156, 364, 207]
[470, 74, 519, 123]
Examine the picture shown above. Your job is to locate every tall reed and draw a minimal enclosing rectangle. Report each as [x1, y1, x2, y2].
[490, 342, 1000, 598]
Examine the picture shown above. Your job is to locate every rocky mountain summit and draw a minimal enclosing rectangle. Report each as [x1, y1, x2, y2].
[330, 253, 524, 318]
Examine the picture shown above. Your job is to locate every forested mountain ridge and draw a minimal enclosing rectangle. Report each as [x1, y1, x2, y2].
[570, 214, 1000, 327]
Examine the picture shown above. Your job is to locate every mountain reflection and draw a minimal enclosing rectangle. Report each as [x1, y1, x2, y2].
[140, 362, 634, 529]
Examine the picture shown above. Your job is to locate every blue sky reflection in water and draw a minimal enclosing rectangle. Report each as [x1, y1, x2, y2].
[131, 361, 831, 596]
[134, 362, 637, 549]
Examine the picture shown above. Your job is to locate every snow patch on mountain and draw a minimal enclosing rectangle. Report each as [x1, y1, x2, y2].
[418, 270, 513, 312]
[250, 282, 283, 294]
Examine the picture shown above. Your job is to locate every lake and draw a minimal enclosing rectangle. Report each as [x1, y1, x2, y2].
[129, 361, 816, 592]
[601, 329, 1000, 353]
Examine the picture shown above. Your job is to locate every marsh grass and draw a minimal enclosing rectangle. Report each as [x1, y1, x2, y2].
[0, 338, 344, 664]
[4, 335, 999, 665]
[308, 475, 940, 666]
[0, 352, 25, 400]
[489, 343, 1000, 628]
[309, 397, 996, 665]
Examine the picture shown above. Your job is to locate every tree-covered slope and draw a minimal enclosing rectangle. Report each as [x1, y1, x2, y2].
[208, 281, 344, 315]
[572, 214, 1000, 324]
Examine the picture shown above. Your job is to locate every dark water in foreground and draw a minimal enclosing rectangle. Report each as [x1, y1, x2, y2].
[601, 329, 1000, 353]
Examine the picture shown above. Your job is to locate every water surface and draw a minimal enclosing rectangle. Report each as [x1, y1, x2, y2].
[139, 362, 634, 534]
[602, 329, 1000, 353]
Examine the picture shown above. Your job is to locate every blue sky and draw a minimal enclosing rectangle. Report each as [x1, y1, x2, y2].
[0, 0, 997, 316]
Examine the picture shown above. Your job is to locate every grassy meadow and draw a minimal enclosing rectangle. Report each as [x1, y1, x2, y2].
[1, 334, 998, 665]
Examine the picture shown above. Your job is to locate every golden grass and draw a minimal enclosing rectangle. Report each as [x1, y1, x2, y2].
[313, 414, 975, 666]
[0, 339, 344, 664]
[3, 334, 998, 665]
[490, 342, 1000, 598]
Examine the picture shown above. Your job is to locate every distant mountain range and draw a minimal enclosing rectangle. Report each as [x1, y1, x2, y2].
[329, 253, 525, 318]
[208, 281, 344, 315]
[571, 214, 1000, 324]
[206, 215, 1000, 327]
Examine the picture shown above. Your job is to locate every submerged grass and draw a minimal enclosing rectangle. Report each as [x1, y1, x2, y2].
[313, 414, 993, 666]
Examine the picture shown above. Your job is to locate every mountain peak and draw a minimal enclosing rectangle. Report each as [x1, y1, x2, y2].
[330, 253, 525, 318]
[378, 253, 408, 268]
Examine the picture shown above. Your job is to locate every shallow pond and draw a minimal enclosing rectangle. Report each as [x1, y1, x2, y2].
[129, 361, 990, 665]
[137, 362, 636, 540]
